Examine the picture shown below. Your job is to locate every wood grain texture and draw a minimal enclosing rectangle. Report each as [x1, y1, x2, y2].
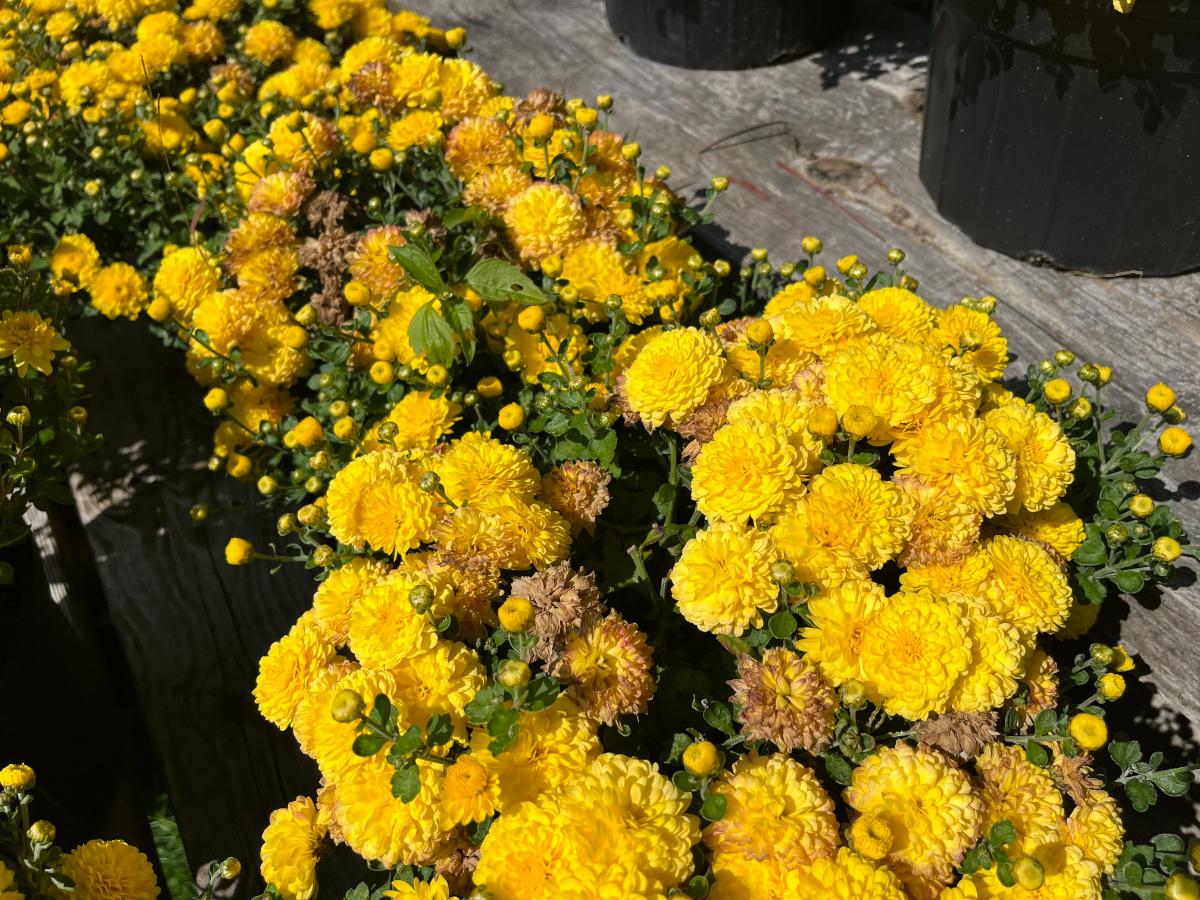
[421, 0, 1200, 737]
[67, 319, 359, 893]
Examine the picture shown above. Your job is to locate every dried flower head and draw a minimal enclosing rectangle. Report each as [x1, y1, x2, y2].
[729, 648, 837, 755]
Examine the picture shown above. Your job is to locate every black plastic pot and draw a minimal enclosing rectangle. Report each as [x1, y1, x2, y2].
[920, 0, 1200, 276]
[605, 0, 853, 70]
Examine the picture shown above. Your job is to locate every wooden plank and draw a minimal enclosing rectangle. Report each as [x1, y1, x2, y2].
[427, 0, 1200, 732]
[66, 318, 359, 893]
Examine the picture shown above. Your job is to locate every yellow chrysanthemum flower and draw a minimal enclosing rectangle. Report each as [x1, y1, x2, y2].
[669, 524, 778, 636]
[943, 842, 1101, 899]
[90, 262, 149, 320]
[845, 743, 982, 894]
[333, 757, 448, 868]
[948, 598, 1027, 714]
[791, 847, 910, 899]
[562, 612, 656, 725]
[983, 535, 1073, 635]
[768, 501, 869, 590]
[260, 797, 325, 900]
[559, 754, 701, 892]
[243, 18, 297, 64]
[975, 743, 1065, 854]
[254, 614, 337, 729]
[623, 326, 729, 429]
[770, 294, 876, 358]
[364, 391, 461, 452]
[351, 225, 409, 301]
[705, 754, 839, 873]
[60, 839, 160, 900]
[858, 286, 937, 341]
[724, 388, 825, 465]
[823, 334, 942, 443]
[984, 398, 1075, 512]
[858, 589, 972, 720]
[311, 558, 391, 646]
[892, 415, 1017, 517]
[796, 578, 886, 686]
[560, 237, 652, 324]
[389, 640, 486, 738]
[470, 698, 600, 809]
[293, 662, 396, 780]
[930, 304, 1009, 383]
[325, 449, 439, 555]
[995, 501, 1086, 559]
[474, 795, 582, 900]
[804, 463, 914, 569]
[152, 246, 220, 323]
[437, 753, 500, 828]
[1063, 789, 1124, 874]
[0, 310, 70, 377]
[894, 474, 982, 567]
[435, 431, 539, 505]
[348, 571, 441, 668]
[383, 874, 453, 900]
[502, 182, 587, 262]
[49, 233, 101, 291]
[691, 420, 809, 524]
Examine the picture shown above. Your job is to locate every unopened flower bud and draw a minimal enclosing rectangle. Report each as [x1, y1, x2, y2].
[28, 820, 55, 844]
[840, 680, 867, 709]
[497, 659, 531, 689]
[886, 247, 906, 265]
[1054, 349, 1076, 366]
[770, 559, 796, 585]
[1012, 857, 1045, 891]
[189, 503, 209, 522]
[498, 596, 534, 633]
[409, 584, 435, 612]
[331, 689, 365, 723]
[682, 740, 721, 778]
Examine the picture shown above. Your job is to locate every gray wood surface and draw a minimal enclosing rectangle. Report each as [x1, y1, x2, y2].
[62, 0, 1198, 886]
[421, 0, 1200, 742]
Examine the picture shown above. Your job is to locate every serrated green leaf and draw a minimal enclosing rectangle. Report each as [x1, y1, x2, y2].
[425, 713, 454, 747]
[389, 243, 446, 295]
[666, 733, 691, 764]
[990, 820, 1017, 847]
[823, 753, 853, 786]
[465, 258, 550, 305]
[407, 301, 456, 367]
[391, 724, 423, 757]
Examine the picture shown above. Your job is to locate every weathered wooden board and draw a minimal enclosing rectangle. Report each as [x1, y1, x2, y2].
[67, 319, 359, 892]
[421, 0, 1200, 737]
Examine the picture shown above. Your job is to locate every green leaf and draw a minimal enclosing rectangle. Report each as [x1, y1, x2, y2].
[408, 301, 456, 367]
[1024, 742, 1051, 767]
[768, 609, 797, 640]
[343, 885, 370, 900]
[1150, 767, 1195, 797]
[389, 243, 447, 295]
[425, 713, 454, 747]
[524, 674, 561, 712]
[1033, 709, 1059, 735]
[1109, 740, 1142, 770]
[1125, 779, 1158, 813]
[352, 733, 387, 757]
[391, 724, 423, 757]
[442, 296, 477, 365]
[391, 763, 421, 802]
[487, 708, 521, 755]
[684, 875, 710, 900]
[823, 753, 853, 786]
[1151, 833, 1185, 853]
[699, 793, 728, 822]
[703, 702, 735, 737]
[1114, 570, 1147, 594]
[666, 733, 691, 764]
[989, 820, 1017, 847]
[465, 685, 504, 725]
[465, 258, 551, 306]
[671, 771, 702, 792]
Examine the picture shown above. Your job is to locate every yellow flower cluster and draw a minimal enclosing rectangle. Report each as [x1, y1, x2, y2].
[654, 286, 1080, 728]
